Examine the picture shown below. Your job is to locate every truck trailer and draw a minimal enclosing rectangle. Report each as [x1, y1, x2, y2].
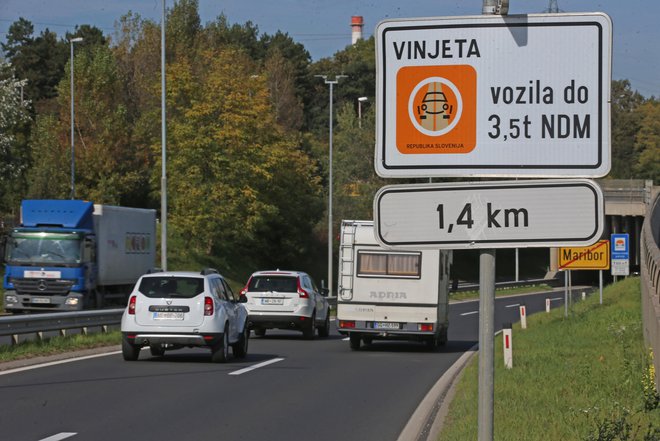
[336, 220, 452, 350]
[2, 200, 156, 312]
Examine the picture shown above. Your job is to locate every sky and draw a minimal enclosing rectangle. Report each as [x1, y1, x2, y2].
[0, 0, 658, 97]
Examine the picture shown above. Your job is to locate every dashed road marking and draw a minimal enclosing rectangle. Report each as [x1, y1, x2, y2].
[460, 311, 479, 316]
[39, 433, 77, 441]
[229, 357, 284, 376]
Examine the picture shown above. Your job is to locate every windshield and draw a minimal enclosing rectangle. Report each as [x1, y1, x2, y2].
[248, 276, 298, 293]
[6, 232, 82, 265]
[138, 276, 205, 299]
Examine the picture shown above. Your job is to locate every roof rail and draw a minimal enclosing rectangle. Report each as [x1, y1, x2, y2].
[201, 268, 219, 275]
[147, 267, 163, 274]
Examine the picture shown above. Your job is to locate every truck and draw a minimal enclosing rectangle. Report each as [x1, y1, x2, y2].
[2, 200, 156, 312]
[336, 220, 452, 350]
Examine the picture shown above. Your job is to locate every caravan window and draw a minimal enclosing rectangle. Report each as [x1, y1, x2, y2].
[357, 251, 421, 279]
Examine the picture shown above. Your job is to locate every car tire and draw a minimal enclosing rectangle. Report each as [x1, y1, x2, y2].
[303, 312, 316, 340]
[232, 322, 249, 358]
[122, 336, 140, 361]
[254, 328, 266, 337]
[349, 333, 361, 351]
[150, 344, 165, 357]
[211, 325, 230, 363]
[317, 313, 330, 338]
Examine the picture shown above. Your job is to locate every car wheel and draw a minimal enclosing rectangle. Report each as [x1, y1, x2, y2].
[303, 312, 316, 340]
[317, 313, 330, 338]
[349, 333, 361, 351]
[211, 325, 230, 363]
[150, 344, 165, 357]
[232, 322, 249, 358]
[254, 328, 266, 337]
[122, 335, 140, 361]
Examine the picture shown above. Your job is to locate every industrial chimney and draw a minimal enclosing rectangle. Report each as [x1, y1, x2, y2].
[351, 16, 364, 44]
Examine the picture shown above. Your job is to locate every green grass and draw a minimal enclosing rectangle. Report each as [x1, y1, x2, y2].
[439, 277, 660, 440]
[0, 331, 121, 363]
[450, 283, 553, 302]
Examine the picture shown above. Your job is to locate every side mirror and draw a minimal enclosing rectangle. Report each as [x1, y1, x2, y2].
[320, 287, 329, 297]
[239, 294, 248, 303]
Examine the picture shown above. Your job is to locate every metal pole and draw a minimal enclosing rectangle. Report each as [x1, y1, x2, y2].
[328, 81, 333, 298]
[70, 40, 74, 200]
[69, 38, 83, 199]
[515, 248, 519, 282]
[564, 270, 568, 318]
[599, 270, 603, 304]
[478, 249, 496, 441]
[161, 0, 168, 271]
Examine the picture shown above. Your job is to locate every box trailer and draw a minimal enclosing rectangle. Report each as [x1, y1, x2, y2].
[336, 220, 452, 350]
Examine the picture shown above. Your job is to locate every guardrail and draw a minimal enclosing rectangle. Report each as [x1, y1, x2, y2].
[0, 309, 124, 345]
[641, 191, 660, 391]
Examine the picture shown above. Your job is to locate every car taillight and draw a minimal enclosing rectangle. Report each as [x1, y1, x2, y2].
[128, 296, 136, 315]
[339, 320, 355, 329]
[419, 323, 434, 332]
[296, 278, 309, 298]
[204, 296, 214, 316]
[240, 287, 248, 296]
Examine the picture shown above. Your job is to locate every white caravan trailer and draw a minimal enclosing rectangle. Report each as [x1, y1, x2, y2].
[336, 220, 452, 350]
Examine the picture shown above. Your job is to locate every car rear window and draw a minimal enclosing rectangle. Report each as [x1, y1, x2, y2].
[248, 276, 297, 293]
[138, 276, 205, 298]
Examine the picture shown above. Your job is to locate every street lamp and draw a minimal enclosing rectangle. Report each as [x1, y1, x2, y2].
[160, 0, 168, 271]
[69, 36, 83, 200]
[358, 96, 368, 128]
[315, 74, 347, 298]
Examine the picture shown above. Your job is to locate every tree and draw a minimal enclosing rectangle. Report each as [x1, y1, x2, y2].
[0, 60, 31, 212]
[610, 80, 645, 179]
[634, 100, 660, 182]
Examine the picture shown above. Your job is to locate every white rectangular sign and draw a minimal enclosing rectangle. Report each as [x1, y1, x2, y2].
[611, 258, 630, 276]
[375, 13, 612, 177]
[374, 179, 603, 249]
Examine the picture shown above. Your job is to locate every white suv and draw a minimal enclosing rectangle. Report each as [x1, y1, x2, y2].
[240, 270, 330, 339]
[120, 269, 249, 363]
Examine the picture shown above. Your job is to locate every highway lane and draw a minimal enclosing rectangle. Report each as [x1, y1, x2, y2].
[0, 287, 591, 441]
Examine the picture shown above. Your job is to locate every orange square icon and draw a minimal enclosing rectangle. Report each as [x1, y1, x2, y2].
[396, 65, 476, 154]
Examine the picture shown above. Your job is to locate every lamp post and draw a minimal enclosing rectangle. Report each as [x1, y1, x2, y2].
[358, 96, 368, 128]
[161, 0, 168, 271]
[69, 36, 83, 200]
[315, 74, 347, 298]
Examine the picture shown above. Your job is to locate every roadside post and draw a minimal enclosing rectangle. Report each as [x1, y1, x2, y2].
[503, 323, 513, 369]
[372, 3, 611, 440]
[519, 305, 527, 329]
[546, 298, 551, 313]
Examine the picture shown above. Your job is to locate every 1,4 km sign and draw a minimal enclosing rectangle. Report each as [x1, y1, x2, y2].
[374, 179, 603, 249]
[375, 13, 612, 177]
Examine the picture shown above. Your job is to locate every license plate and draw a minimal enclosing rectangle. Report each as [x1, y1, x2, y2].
[153, 312, 184, 320]
[32, 297, 51, 304]
[262, 298, 284, 305]
[374, 322, 400, 329]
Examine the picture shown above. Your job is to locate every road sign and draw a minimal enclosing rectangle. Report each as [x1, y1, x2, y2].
[610, 233, 630, 276]
[375, 13, 612, 177]
[374, 179, 603, 249]
[558, 240, 610, 270]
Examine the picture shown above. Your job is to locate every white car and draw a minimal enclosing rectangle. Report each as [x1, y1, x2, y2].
[120, 269, 249, 363]
[240, 270, 330, 339]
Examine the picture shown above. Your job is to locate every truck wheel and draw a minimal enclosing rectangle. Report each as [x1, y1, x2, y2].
[302, 313, 316, 340]
[317, 313, 330, 338]
[211, 326, 230, 363]
[362, 336, 373, 345]
[232, 322, 249, 358]
[349, 334, 361, 351]
[122, 336, 140, 361]
[425, 336, 440, 351]
[95, 290, 104, 309]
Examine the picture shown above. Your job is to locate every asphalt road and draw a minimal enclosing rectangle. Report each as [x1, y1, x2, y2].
[0, 287, 590, 441]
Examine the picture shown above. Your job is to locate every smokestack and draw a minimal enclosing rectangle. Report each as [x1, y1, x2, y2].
[351, 16, 364, 44]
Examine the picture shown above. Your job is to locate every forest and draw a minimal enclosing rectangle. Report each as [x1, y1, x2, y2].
[0, 0, 657, 284]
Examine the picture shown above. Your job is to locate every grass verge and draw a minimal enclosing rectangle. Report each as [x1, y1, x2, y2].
[450, 283, 553, 302]
[0, 331, 121, 363]
[439, 277, 660, 440]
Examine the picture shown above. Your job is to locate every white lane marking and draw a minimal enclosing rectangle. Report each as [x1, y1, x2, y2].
[550, 297, 563, 301]
[460, 311, 479, 316]
[505, 303, 521, 308]
[229, 357, 284, 376]
[39, 432, 77, 441]
[0, 351, 121, 376]
[342, 338, 349, 341]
